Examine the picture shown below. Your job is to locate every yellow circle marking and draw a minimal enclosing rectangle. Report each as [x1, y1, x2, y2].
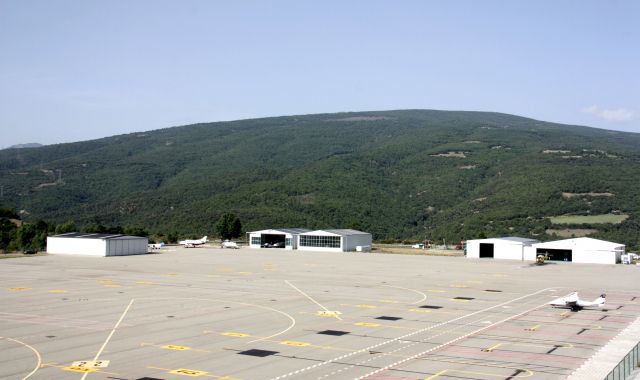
[356, 304, 377, 309]
[161, 345, 192, 351]
[63, 366, 98, 373]
[222, 332, 249, 338]
[169, 368, 208, 377]
[280, 341, 311, 347]
[409, 308, 432, 313]
[354, 322, 381, 327]
[8, 287, 32, 292]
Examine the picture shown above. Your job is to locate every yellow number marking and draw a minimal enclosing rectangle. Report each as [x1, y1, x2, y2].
[71, 360, 110, 368]
[317, 310, 341, 317]
[63, 366, 98, 373]
[169, 368, 208, 376]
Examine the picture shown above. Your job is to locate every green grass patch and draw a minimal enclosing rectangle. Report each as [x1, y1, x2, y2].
[549, 214, 629, 225]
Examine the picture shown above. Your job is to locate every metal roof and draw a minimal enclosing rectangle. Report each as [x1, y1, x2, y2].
[249, 228, 311, 235]
[50, 232, 146, 240]
[302, 229, 371, 237]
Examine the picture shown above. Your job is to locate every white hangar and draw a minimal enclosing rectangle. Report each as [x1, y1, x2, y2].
[532, 237, 625, 264]
[47, 232, 149, 257]
[298, 229, 372, 253]
[466, 237, 539, 260]
[248, 228, 311, 250]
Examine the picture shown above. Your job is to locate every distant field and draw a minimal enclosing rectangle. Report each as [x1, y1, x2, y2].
[549, 214, 629, 225]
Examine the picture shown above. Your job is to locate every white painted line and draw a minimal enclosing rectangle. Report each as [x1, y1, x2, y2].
[382, 284, 427, 304]
[285, 280, 342, 321]
[0, 336, 42, 380]
[356, 301, 548, 379]
[268, 287, 558, 380]
[81, 298, 134, 380]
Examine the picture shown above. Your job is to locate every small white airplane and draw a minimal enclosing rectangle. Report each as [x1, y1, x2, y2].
[178, 236, 208, 248]
[549, 292, 606, 312]
[148, 242, 165, 250]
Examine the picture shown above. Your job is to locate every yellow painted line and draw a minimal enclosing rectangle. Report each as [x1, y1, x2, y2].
[169, 368, 209, 377]
[560, 310, 570, 317]
[356, 304, 377, 309]
[423, 358, 534, 378]
[450, 284, 468, 288]
[427, 289, 446, 293]
[379, 299, 400, 303]
[161, 345, 192, 351]
[102, 284, 122, 288]
[237, 272, 252, 275]
[354, 322, 381, 327]
[48, 289, 67, 293]
[98, 279, 114, 283]
[221, 332, 250, 338]
[280, 341, 311, 347]
[482, 343, 503, 352]
[451, 298, 470, 302]
[409, 308, 432, 313]
[426, 369, 448, 379]
[8, 287, 32, 291]
[164, 273, 178, 277]
[136, 281, 154, 285]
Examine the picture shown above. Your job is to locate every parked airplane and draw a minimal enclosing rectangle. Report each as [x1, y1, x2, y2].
[179, 236, 208, 248]
[148, 242, 165, 250]
[549, 292, 606, 312]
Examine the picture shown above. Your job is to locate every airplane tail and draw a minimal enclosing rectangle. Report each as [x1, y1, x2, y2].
[202, 236, 208, 242]
[594, 294, 606, 306]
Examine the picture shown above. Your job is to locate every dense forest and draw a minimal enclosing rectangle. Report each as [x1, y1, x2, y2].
[1, 110, 639, 250]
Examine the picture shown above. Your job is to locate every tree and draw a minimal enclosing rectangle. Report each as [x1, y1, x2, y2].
[216, 212, 242, 240]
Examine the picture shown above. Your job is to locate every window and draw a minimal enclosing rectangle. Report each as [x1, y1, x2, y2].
[300, 235, 341, 248]
[285, 238, 292, 246]
[251, 236, 261, 245]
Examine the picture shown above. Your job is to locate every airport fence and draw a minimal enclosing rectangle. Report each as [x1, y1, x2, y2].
[604, 341, 640, 380]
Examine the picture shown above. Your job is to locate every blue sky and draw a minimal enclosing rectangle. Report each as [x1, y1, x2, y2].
[1, 1, 638, 147]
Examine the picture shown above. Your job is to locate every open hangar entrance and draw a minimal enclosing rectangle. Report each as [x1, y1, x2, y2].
[537, 248, 572, 262]
[248, 229, 310, 250]
[479, 243, 494, 258]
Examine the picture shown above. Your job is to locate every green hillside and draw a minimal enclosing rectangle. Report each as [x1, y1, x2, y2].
[1, 110, 639, 248]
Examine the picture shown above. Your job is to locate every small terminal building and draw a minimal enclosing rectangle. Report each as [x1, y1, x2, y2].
[47, 232, 149, 257]
[466, 237, 539, 260]
[531, 237, 625, 264]
[248, 228, 310, 250]
[298, 229, 372, 253]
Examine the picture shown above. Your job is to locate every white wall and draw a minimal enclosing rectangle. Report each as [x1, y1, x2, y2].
[466, 239, 532, 261]
[47, 237, 106, 256]
[573, 250, 619, 264]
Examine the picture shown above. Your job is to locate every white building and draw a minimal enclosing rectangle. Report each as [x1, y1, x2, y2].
[247, 228, 310, 250]
[466, 237, 539, 260]
[47, 232, 148, 257]
[297, 229, 372, 252]
[531, 237, 625, 264]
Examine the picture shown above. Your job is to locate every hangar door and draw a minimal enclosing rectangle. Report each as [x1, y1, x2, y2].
[537, 248, 572, 262]
[261, 234, 286, 248]
[479, 243, 494, 258]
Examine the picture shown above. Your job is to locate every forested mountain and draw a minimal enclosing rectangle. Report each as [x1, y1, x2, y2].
[1, 110, 639, 248]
